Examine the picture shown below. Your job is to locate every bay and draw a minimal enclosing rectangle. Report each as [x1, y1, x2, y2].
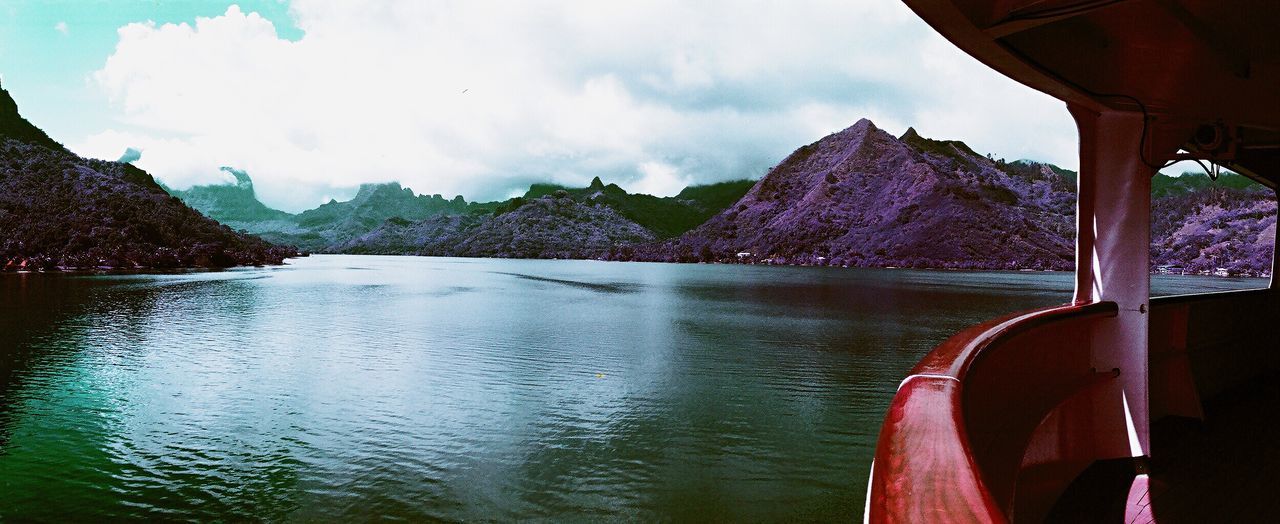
[0, 255, 1264, 520]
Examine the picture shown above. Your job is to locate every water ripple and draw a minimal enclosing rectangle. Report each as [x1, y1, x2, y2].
[0, 256, 1262, 521]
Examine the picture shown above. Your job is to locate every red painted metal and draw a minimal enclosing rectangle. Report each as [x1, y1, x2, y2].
[877, 1, 1280, 520]
[1148, 296, 1202, 421]
[868, 301, 1118, 522]
[871, 377, 1003, 523]
[870, 290, 1279, 522]
[1070, 104, 1162, 461]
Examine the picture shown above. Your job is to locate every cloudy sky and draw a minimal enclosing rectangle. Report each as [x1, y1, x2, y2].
[1, 0, 1081, 212]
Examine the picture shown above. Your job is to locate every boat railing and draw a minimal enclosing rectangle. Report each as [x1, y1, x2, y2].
[869, 287, 1279, 522]
[866, 300, 1119, 523]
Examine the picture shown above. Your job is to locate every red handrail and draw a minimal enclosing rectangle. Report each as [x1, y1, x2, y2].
[867, 301, 1118, 523]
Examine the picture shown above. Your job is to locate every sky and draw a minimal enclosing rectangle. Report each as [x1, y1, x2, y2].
[0, 0, 1084, 213]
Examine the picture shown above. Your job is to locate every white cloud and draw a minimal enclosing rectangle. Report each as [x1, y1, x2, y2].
[77, 1, 1077, 212]
[633, 161, 691, 198]
[54, 21, 68, 35]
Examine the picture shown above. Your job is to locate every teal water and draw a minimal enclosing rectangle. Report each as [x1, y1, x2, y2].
[0, 255, 1266, 521]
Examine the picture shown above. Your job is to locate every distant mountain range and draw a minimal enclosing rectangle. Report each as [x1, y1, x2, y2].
[167, 175, 470, 252]
[174, 117, 1271, 275]
[171, 169, 756, 256]
[333, 178, 755, 257]
[4, 71, 1268, 275]
[0, 81, 291, 271]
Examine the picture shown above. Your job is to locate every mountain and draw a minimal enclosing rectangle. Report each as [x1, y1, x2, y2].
[332, 179, 758, 257]
[159, 111, 1272, 275]
[1151, 170, 1257, 197]
[284, 182, 470, 249]
[629, 120, 1078, 269]
[626, 120, 1273, 275]
[169, 167, 294, 227]
[0, 82, 292, 270]
[117, 147, 141, 163]
[171, 169, 756, 255]
[0, 83, 65, 153]
[672, 179, 761, 215]
[520, 176, 758, 238]
[171, 174, 474, 252]
[1151, 177, 1275, 275]
[336, 191, 656, 258]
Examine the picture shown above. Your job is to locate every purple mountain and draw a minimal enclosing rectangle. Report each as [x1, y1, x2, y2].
[631, 119, 1077, 269]
[627, 119, 1273, 275]
[1151, 181, 1275, 275]
[336, 190, 655, 258]
[162, 109, 1271, 275]
[0, 81, 292, 270]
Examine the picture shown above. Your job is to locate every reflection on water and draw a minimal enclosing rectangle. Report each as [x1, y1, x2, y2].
[0, 256, 1263, 520]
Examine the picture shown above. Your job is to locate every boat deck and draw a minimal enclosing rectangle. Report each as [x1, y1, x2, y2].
[1049, 374, 1280, 522]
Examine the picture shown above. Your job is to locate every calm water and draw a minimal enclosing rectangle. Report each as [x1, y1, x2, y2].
[0, 256, 1265, 521]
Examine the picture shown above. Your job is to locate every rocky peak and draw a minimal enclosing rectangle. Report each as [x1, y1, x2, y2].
[768, 117, 897, 179]
[589, 176, 605, 190]
[220, 167, 254, 190]
[118, 147, 142, 163]
[352, 182, 409, 202]
[850, 117, 876, 130]
[0, 80, 66, 152]
[826, 118, 879, 143]
[0, 79, 18, 116]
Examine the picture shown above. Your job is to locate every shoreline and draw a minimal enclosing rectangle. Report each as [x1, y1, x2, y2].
[318, 251, 1276, 279]
[101, 252, 1268, 280]
[2, 251, 1269, 280]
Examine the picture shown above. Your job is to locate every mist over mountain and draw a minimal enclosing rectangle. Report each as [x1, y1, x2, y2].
[174, 176, 479, 252]
[337, 192, 658, 258]
[0, 82, 291, 270]
[174, 167, 756, 256]
[281, 183, 471, 249]
[117, 147, 142, 163]
[519, 177, 757, 238]
[168, 167, 293, 226]
[333, 179, 756, 257]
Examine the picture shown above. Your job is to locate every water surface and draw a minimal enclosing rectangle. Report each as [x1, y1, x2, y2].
[0, 256, 1264, 520]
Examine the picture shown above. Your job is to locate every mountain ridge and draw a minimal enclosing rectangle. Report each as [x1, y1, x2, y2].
[162, 115, 1275, 276]
[173, 168, 757, 253]
[0, 81, 292, 270]
[627, 119, 1078, 269]
[625, 121, 1272, 276]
